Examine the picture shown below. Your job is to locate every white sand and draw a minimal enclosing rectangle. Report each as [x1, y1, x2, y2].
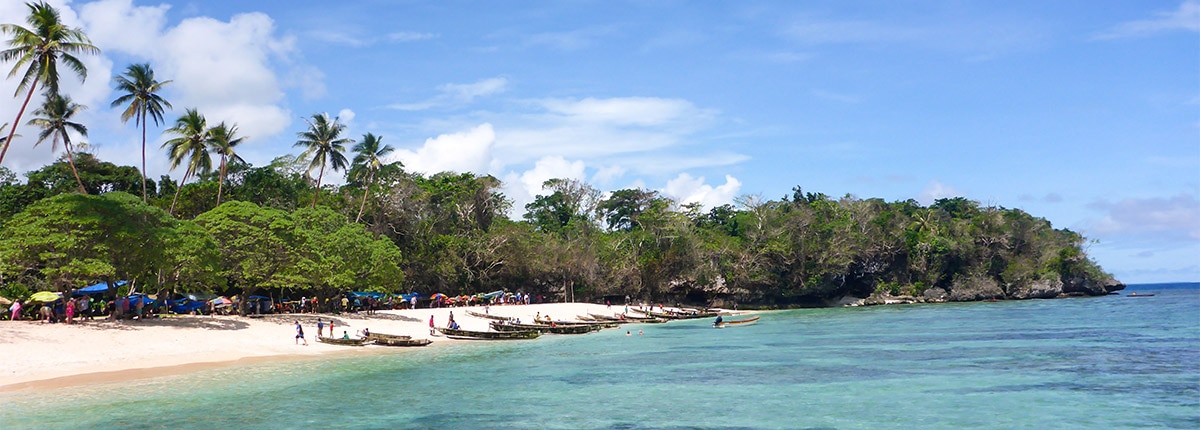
[0, 302, 680, 391]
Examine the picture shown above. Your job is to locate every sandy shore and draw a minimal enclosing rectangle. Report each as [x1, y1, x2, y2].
[0, 302, 695, 392]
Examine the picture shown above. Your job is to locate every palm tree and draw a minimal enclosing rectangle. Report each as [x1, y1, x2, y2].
[0, 1, 100, 168]
[350, 133, 394, 223]
[294, 113, 350, 208]
[207, 122, 246, 206]
[162, 109, 211, 215]
[27, 93, 86, 193]
[111, 63, 172, 203]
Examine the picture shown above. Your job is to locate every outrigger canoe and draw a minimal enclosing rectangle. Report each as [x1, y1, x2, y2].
[436, 327, 540, 340]
[713, 315, 760, 328]
[318, 336, 368, 346]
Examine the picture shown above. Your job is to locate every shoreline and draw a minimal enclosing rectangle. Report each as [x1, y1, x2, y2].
[0, 302, 718, 392]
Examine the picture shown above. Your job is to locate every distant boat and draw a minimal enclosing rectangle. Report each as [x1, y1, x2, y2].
[714, 315, 760, 328]
[366, 332, 432, 347]
[1127, 292, 1155, 297]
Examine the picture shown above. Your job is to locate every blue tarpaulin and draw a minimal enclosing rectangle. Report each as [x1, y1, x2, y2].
[73, 281, 128, 297]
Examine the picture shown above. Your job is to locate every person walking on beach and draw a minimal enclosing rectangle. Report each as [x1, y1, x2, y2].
[295, 320, 308, 345]
[429, 315, 435, 335]
[9, 300, 20, 320]
[317, 318, 325, 337]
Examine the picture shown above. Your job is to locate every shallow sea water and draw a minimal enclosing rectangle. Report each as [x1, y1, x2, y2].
[3, 285, 1197, 429]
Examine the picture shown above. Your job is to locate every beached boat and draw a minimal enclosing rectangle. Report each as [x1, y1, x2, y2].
[646, 309, 718, 320]
[465, 310, 514, 321]
[436, 327, 540, 340]
[588, 312, 666, 324]
[373, 337, 432, 347]
[490, 321, 596, 334]
[714, 315, 760, 328]
[318, 336, 368, 346]
[1127, 293, 1155, 297]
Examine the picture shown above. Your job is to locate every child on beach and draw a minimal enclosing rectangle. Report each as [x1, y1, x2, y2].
[317, 318, 325, 337]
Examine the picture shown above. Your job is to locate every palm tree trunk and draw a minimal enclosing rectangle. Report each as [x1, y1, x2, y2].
[170, 167, 192, 215]
[311, 163, 326, 208]
[62, 136, 86, 194]
[140, 109, 148, 203]
[355, 174, 372, 223]
[0, 79, 41, 168]
[216, 156, 227, 206]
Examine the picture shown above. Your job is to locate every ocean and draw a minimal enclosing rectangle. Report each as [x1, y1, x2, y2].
[3, 283, 1197, 429]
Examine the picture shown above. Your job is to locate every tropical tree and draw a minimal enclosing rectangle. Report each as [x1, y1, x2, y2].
[0, 1, 99, 168]
[207, 122, 245, 206]
[27, 93, 86, 193]
[162, 108, 211, 214]
[111, 63, 172, 202]
[350, 132, 393, 223]
[294, 113, 350, 208]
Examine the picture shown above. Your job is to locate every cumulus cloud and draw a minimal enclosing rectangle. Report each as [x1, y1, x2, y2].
[337, 108, 355, 126]
[1018, 192, 1064, 203]
[664, 173, 742, 210]
[1095, 1, 1200, 39]
[501, 155, 588, 216]
[392, 123, 495, 175]
[1087, 193, 1200, 242]
[388, 31, 437, 42]
[918, 180, 963, 205]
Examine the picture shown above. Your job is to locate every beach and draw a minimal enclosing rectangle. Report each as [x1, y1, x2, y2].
[0, 302, 667, 392]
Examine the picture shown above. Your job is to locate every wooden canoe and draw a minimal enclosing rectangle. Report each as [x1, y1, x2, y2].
[436, 327, 540, 340]
[373, 337, 432, 347]
[465, 310, 513, 321]
[490, 321, 596, 334]
[366, 332, 411, 342]
[714, 315, 760, 328]
[318, 336, 368, 346]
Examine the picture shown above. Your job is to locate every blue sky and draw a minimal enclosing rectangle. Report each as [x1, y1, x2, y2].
[0, 0, 1196, 283]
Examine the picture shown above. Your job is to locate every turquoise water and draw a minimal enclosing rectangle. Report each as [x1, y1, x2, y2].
[4, 286, 1197, 429]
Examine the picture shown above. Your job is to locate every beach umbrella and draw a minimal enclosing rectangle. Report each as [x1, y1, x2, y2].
[29, 291, 61, 303]
[431, 293, 446, 301]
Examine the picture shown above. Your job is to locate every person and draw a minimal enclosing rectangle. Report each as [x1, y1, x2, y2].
[410, 296, 417, 309]
[10, 300, 21, 321]
[606, 300, 611, 309]
[625, 295, 630, 305]
[447, 311, 456, 328]
[340, 296, 349, 312]
[714, 315, 723, 327]
[134, 297, 144, 321]
[429, 315, 435, 334]
[638, 330, 643, 336]
[65, 298, 75, 324]
[362, 327, 370, 338]
[449, 320, 460, 330]
[295, 320, 307, 346]
[626, 331, 631, 336]
[342, 331, 349, 340]
[317, 318, 325, 337]
[79, 296, 91, 320]
[329, 320, 335, 337]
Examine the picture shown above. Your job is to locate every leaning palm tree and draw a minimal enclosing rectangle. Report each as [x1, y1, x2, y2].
[350, 133, 394, 223]
[111, 63, 172, 202]
[0, 1, 100, 168]
[27, 93, 86, 193]
[207, 121, 246, 206]
[162, 109, 211, 215]
[294, 113, 350, 208]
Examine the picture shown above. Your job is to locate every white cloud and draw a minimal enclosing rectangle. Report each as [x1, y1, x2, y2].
[1095, 1, 1200, 39]
[388, 31, 437, 42]
[337, 108, 356, 126]
[664, 173, 742, 210]
[1088, 193, 1200, 242]
[918, 180, 963, 205]
[388, 77, 508, 111]
[539, 97, 709, 127]
[392, 123, 495, 175]
[502, 155, 588, 216]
